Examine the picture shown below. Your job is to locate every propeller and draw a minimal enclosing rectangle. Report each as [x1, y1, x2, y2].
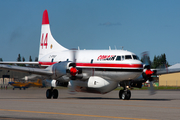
[141, 51, 156, 95]
[68, 48, 79, 94]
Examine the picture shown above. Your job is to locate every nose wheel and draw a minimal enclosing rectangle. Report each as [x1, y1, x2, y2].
[119, 90, 131, 100]
[46, 87, 59, 99]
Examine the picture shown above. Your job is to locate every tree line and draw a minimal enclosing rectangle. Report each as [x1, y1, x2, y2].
[141, 53, 169, 69]
[0, 54, 38, 62]
[0, 54, 38, 67]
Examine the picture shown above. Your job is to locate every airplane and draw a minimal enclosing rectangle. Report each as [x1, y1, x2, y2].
[0, 10, 179, 100]
[8, 79, 43, 90]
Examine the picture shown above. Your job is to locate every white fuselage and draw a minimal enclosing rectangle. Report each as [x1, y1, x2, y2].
[40, 49, 143, 94]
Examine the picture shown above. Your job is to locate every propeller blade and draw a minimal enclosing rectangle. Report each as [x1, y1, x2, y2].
[71, 48, 77, 64]
[68, 48, 79, 80]
[141, 51, 151, 68]
[68, 80, 77, 94]
[149, 81, 156, 95]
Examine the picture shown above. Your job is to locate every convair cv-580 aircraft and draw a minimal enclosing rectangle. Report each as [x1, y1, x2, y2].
[1, 10, 172, 100]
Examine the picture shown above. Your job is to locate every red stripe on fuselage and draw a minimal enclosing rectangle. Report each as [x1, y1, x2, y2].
[39, 62, 143, 69]
[76, 63, 143, 68]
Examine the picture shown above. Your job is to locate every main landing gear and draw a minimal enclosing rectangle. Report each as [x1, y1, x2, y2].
[46, 87, 58, 99]
[119, 81, 131, 100]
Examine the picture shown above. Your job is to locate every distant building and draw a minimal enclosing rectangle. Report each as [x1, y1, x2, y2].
[159, 63, 180, 86]
[0, 69, 30, 85]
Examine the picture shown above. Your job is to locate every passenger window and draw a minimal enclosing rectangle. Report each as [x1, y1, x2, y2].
[116, 56, 121, 61]
[125, 55, 132, 59]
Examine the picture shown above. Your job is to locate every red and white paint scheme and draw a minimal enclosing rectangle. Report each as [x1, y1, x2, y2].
[38, 10, 144, 99]
[0, 10, 145, 100]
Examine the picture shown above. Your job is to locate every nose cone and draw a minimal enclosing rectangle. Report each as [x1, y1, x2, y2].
[128, 59, 143, 69]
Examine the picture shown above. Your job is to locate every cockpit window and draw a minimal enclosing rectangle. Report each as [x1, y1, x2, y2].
[132, 55, 139, 60]
[125, 55, 132, 60]
[116, 56, 121, 61]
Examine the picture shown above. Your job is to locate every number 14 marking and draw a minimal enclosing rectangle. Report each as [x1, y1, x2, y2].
[41, 33, 48, 49]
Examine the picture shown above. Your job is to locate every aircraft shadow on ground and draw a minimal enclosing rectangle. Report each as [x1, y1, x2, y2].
[66, 97, 173, 101]
[0, 98, 45, 99]
[0, 97, 177, 101]
[130, 98, 172, 101]
[67, 97, 119, 100]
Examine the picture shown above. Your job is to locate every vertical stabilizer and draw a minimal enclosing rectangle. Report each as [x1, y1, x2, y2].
[38, 10, 68, 61]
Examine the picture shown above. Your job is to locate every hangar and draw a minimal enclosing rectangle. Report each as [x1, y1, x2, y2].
[159, 63, 180, 87]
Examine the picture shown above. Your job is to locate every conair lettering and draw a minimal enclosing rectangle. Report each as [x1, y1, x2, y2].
[41, 33, 48, 49]
[97, 55, 116, 61]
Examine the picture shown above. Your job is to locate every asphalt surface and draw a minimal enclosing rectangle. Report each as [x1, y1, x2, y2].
[0, 87, 180, 120]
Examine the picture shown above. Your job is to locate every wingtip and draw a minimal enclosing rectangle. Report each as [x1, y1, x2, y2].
[42, 9, 49, 25]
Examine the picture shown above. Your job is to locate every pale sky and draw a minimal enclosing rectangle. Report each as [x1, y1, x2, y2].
[0, 0, 180, 65]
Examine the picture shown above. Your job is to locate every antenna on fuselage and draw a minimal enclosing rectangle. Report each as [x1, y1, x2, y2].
[109, 46, 111, 50]
[120, 46, 124, 50]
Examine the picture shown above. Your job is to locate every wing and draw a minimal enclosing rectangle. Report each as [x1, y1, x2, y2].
[0, 61, 39, 65]
[156, 67, 180, 75]
[0, 64, 52, 76]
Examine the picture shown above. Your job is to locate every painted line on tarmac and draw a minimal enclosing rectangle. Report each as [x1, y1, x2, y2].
[0, 109, 158, 120]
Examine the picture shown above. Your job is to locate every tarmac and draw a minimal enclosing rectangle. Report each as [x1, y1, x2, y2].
[0, 87, 180, 120]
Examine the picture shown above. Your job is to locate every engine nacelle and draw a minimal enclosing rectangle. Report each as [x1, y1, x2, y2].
[87, 76, 110, 88]
[68, 76, 118, 94]
[87, 76, 118, 93]
[46, 61, 71, 79]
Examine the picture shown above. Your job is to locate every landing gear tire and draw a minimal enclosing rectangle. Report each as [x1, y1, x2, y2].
[52, 89, 58, 99]
[46, 89, 52, 99]
[121, 90, 131, 100]
[119, 90, 124, 99]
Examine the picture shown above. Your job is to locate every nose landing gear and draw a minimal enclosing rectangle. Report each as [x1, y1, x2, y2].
[119, 89, 131, 100]
[119, 81, 131, 100]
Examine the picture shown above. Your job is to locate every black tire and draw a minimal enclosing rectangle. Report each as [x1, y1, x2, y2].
[121, 91, 126, 100]
[46, 89, 52, 99]
[126, 90, 131, 100]
[119, 90, 124, 99]
[121, 90, 131, 100]
[52, 89, 58, 99]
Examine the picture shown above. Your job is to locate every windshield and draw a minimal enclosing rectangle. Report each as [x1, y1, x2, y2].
[132, 55, 139, 60]
[125, 55, 132, 60]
